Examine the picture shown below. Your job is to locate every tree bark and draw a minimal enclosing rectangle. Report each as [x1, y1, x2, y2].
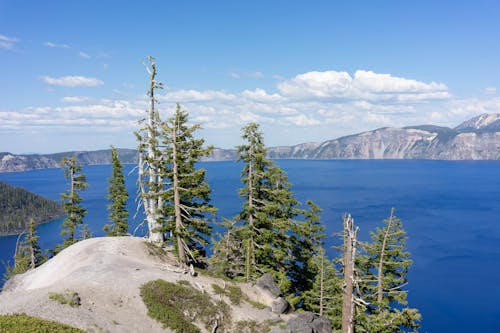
[144, 59, 164, 243]
[172, 117, 187, 263]
[342, 214, 357, 333]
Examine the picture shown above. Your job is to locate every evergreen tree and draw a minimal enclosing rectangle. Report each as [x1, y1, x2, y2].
[232, 122, 324, 296]
[302, 247, 343, 328]
[104, 147, 129, 236]
[161, 104, 215, 264]
[5, 219, 44, 279]
[58, 157, 88, 250]
[356, 209, 421, 332]
[135, 56, 165, 243]
[26, 218, 43, 269]
[236, 122, 271, 281]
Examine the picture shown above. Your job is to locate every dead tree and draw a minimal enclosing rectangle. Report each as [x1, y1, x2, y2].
[341, 214, 358, 333]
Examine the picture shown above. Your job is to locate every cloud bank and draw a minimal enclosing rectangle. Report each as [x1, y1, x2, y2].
[40, 75, 104, 87]
[2, 69, 499, 152]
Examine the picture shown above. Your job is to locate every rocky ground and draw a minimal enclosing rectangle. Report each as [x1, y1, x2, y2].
[0, 237, 331, 333]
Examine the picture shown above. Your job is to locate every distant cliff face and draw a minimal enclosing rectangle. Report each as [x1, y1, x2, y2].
[1, 113, 498, 173]
[309, 114, 499, 160]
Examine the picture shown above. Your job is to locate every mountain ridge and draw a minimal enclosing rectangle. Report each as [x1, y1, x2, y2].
[1, 113, 498, 172]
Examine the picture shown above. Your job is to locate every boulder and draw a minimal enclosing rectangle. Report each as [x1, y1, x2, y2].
[271, 312, 332, 333]
[256, 273, 282, 297]
[271, 297, 290, 314]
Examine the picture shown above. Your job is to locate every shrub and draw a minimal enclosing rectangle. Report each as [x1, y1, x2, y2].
[0, 313, 85, 332]
[48, 291, 81, 307]
[140, 279, 231, 333]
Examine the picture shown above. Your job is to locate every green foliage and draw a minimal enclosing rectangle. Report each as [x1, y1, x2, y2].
[0, 181, 63, 235]
[48, 290, 81, 307]
[58, 157, 89, 251]
[161, 104, 215, 263]
[210, 283, 243, 305]
[246, 299, 267, 310]
[234, 319, 277, 333]
[214, 122, 326, 300]
[302, 249, 343, 328]
[0, 314, 85, 332]
[140, 279, 231, 333]
[355, 209, 421, 332]
[104, 146, 129, 236]
[4, 219, 45, 280]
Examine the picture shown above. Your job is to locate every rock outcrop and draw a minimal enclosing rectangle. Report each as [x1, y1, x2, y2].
[2, 114, 497, 173]
[0, 237, 332, 333]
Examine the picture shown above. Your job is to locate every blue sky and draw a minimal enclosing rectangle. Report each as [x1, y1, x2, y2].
[1, 0, 500, 153]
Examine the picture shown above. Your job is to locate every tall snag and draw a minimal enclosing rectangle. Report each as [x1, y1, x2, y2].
[135, 56, 165, 243]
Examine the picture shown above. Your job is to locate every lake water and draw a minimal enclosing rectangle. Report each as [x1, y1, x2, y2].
[1, 160, 499, 332]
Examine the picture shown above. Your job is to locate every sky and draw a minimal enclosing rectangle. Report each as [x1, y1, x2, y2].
[1, 0, 500, 154]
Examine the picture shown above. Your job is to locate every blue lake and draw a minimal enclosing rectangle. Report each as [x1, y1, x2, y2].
[1, 160, 499, 332]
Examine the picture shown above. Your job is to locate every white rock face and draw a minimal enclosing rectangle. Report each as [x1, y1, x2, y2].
[0, 237, 284, 333]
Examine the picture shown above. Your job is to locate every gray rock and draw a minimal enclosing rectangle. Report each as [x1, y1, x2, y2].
[281, 312, 332, 333]
[256, 273, 282, 297]
[271, 297, 290, 314]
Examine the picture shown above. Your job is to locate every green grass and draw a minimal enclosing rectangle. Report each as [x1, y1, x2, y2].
[0, 313, 85, 333]
[48, 291, 81, 307]
[140, 279, 231, 333]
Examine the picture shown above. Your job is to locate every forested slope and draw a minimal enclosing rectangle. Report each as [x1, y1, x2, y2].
[0, 182, 63, 235]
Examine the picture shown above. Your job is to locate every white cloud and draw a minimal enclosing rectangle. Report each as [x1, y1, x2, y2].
[229, 70, 264, 79]
[3, 67, 496, 152]
[0, 34, 19, 50]
[40, 75, 104, 87]
[485, 86, 496, 95]
[43, 41, 70, 48]
[163, 90, 236, 102]
[61, 96, 89, 103]
[284, 114, 321, 126]
[241, 88, 284, 102]
[79, 51, 91, 59]
[278, 69, 450, 102]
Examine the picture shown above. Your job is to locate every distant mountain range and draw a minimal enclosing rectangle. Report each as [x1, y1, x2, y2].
[1, 113, 498, 173]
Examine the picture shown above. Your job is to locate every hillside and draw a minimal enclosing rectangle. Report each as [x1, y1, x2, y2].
[0, 113, 498, 173]
[0, 182, 63, 235]
[0, 237, 331, 333]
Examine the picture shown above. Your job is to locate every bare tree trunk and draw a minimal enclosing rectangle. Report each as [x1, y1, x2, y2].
[143, 58, 164, 244]
[377, 208, 394, 308]
[172, 117, 187, 263]
[342, 214, 358, 333]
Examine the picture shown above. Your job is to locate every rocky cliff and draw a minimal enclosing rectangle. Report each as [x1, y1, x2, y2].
[1, 113, 498, 173]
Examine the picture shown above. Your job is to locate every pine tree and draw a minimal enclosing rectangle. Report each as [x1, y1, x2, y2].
[26, 218, 42, 269]
[302, 247, 343, 328]
[58, 157, 88, 250]
[236, 122, 271, 281]
[135, 56, 165, 243]
[6, 219, 44, 278]
[161, 104, 215, 264]
[356, 209, 421, 332]
[234, 122, 323, 295]
[104, 146, 129, 236]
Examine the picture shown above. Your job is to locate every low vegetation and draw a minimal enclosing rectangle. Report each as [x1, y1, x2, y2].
[48, 290, 81, 307]
[0, 313, 85, 332]
[234, 319, 277, 333]
[211, 283, 243, 305]
[140, 279, 231, 333]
